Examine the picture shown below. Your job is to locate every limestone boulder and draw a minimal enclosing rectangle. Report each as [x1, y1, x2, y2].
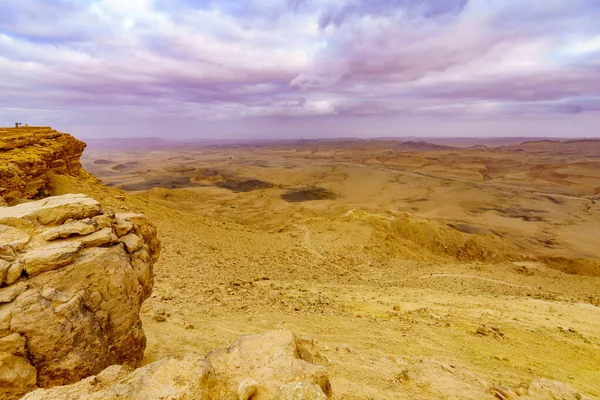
[206, 330, 332, 399]
[0, 194, 160, 399]
[23, 354, 214, 400]
[23, 330, 331, 400]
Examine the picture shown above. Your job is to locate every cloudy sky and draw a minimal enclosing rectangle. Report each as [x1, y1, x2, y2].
[1, 0, 599, 139]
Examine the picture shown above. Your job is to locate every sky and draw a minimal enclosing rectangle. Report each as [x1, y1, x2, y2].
[1, 0, 599, 139]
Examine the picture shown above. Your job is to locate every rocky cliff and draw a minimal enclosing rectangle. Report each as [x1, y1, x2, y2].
[0, 194, 160, 399]
[0, 127, 86, 204]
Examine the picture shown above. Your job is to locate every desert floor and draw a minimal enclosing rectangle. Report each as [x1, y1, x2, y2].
[60, 139, 600, 399]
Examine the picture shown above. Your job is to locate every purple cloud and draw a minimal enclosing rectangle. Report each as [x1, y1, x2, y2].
[318, 0, 469, 29]
[0, 0, 599, 138]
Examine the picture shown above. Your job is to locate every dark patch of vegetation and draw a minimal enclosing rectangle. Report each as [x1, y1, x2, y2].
[472, 207, 548, 222]
[281, 187, 338, 203]
[217, 180, 275, 193]
[447, 223, 487, 235]
[536, 237, 557, 248]
[112, 162, 139, 171]
[119, 177, 196, 191]
[541, 195, 565, 205]
[94, 159, 114, 165]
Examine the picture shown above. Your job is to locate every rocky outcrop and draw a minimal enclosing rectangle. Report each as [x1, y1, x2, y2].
[0, 127, 86, 204]
[0, 194, 160, 399]
[23, 330, 331, 400]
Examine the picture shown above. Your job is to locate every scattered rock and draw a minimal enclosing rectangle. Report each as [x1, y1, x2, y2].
[524, 378, 594, 400]
[515, 265, 535, 276]
[476, 325, 505, 339]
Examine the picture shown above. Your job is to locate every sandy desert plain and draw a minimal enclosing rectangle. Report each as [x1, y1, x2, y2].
[68, 138, 600, 399]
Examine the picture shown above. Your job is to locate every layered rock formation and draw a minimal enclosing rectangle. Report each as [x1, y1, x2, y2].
[0, 127, 86, 204]
[0, 194, 160, 399]
[23, 330, 331, 400]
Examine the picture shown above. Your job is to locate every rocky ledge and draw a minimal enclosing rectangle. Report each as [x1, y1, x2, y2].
[0, 127, 86, 204]
[0, 194, 160, 399]
[23, 329, 331, 400]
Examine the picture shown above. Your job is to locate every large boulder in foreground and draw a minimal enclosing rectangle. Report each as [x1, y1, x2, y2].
[23, 330, 331, 400]
[0, 194, 160, 399]
[0, 127, 86, 204]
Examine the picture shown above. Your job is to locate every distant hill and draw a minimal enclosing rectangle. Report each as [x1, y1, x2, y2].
[395, 141, 454, 151]
[508, 139, 600, 156]
[83, 137, 169, 149]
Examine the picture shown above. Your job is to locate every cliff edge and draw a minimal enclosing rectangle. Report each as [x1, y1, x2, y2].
[0, 127, 86, 204]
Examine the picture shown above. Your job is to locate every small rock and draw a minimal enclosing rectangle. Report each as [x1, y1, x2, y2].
[0, 333, 27, 356]
[237, 378, 258, 400]
[476, 325, 505, 339]
[490, 385, 516, 400]
[5, 262, 24, 285]
[335, 344, 354, 353]
[153, 315, 166, 322]
[119, 233, 143, 253]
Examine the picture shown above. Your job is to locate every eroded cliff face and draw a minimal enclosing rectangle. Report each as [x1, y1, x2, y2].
[0, 194, 160, 399]
[0, 127, 86, 204]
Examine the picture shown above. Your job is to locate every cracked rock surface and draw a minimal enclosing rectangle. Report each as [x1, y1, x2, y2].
[0, 194, 160, 399]
[23, 329, 331, 400]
